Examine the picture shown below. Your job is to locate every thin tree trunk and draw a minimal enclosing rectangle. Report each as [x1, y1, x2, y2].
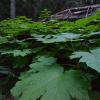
[10, 0, 16, 18]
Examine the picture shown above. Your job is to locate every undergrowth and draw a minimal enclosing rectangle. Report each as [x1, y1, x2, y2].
[0, 11, 100, 100]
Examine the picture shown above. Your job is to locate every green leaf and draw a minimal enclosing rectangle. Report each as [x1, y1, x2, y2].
[11, 56, 90, 100]
[11, 68, 89, 100]
[33, 32, 100, 43]
[33, 33, 81, 43]
[71, 48, 100, 73]
[1, 49, 31, 57]
[29, 56, 56, 72]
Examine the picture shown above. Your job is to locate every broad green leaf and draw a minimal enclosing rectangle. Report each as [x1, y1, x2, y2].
[1, 49, 31, 57]
[29, 56, 56, 72]
[11, 67, 90, 100]
[71, 48, 100, 73]
[33, 33, 81, 43]
[32, 32, 100, 43]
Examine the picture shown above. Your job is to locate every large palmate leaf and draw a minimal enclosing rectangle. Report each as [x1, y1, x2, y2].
[11, 56, 90, 100]
[11, 68, 90, 100]
[71, 48, 100, 73]
[32, 33, 81, 43]
[32, 31, 100, 43]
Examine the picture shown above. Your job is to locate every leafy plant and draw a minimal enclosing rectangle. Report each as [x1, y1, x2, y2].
[11, 56, 90, 100]
[39, 9, 52, 19]
[0, 12, 100, 100]
[71, 48, 100, 73]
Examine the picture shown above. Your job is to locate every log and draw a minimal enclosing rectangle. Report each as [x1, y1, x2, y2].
[42, 4, 100, 21]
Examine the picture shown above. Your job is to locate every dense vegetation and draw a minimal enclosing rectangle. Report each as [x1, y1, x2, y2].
[0, 11, 100, 100]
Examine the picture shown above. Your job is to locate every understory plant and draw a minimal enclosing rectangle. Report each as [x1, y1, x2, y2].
[0, 11, 100, 100]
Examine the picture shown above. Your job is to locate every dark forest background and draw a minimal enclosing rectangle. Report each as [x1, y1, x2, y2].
[0, 0, 100, 20]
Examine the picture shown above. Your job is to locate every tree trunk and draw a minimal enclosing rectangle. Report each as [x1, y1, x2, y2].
[10, 0, 16, 18]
